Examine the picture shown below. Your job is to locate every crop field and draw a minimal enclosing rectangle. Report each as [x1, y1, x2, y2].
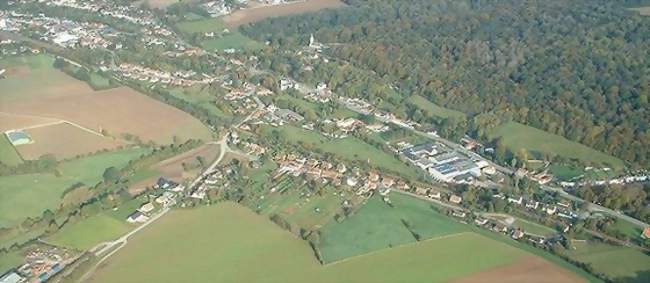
[201, 32, 264, 51]
[488, 122, 624, 169]
[0, 148, 149, 228]
[318, 194, 467, 262]
[564, 241, 650, 283]
[264, 125, 422, 179]
[88, 202, 585, 283]
[0, 134, 22, 166]
[0, 55, 212, 148]
[407, 95, 466, 120]
[47, 213, 131, 251]
[222, 0, 346, 28]
[17, 122, 125, 160]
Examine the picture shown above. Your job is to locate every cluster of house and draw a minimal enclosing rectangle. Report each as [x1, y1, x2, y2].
[493, 193, 579, 221]
[127, 178, 181, 223]
[0, 39, 40, 57]
[201, 1, 236, 17]
[401, 142, 494, 184]
[273, 154, 414, 201]
[338, 97, 374, 115]
[260, 104, 304, 126]
[560, 174, 650, 188]
[45, 0, 158, 26]
[115, 63, 214, 87]
[1, 245, 76, 283]
[190, 168, 230, 200]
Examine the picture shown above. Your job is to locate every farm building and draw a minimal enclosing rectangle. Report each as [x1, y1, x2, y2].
[127, 211, 149, 223]
[5, 130, 32, 145]
[642, 227, 650, 239]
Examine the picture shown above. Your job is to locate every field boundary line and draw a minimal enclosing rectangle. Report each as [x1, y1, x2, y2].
[323, 231, 471, 267]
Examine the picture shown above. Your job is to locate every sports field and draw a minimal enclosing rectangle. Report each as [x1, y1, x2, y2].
[565, 241, 650, 283]
[222, 0, 346, 28]
[46, 213, 132, 251]
[264, 125, 422, 179]
[0, 55, 212, 148]
[202, 32, 264, 51]
[0, 148, 149, 228]
[488, 122, 624, 169]
[88, 203, 585, 283]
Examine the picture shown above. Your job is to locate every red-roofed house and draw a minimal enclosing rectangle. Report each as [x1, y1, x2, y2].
[642, 227, 650, 239]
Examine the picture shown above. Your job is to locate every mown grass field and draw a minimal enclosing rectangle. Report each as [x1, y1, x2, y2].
[513, 217, 557, 237]
[318, 194, 467, 262]
[565, 241, 650, 283]
[46, 213, 132, 251]
[88, 202, 578, 283]
[407, 95, 466, 120]
[176, 18, 226, 34]
[264, 125, 422, 179]
[201, 32, 264, 51]
[0, 148, 149, 228]
[0, 134, 23, 166]
[488, 122, 624, 169]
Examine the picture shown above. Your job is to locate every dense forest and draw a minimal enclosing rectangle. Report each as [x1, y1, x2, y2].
[242, 0, 650, 168]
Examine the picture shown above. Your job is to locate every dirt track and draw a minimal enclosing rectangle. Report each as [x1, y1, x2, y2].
[222, 0, 345, 27]
[448, 256, 586, 283]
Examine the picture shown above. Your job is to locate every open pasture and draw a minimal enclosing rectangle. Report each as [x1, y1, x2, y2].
[88, 202, 586, 283]
[564, 241, 650, 283]
[0, 134, 22, 166]
[17, 122, 125, 160]
[46, 213, 132, 251]
[222, 0, 346, 28]
[0, 148, 149, 228]
[318, 194, 467, 263]
[488, 121, 624, 169]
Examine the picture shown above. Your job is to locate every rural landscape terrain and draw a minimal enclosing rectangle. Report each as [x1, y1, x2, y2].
[0, 0, 649, 283]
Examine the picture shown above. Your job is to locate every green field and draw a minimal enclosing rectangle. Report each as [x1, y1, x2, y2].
[0, 250, 22, 275]
[47, 213, 132, 251]
[167, 86, 229, 118]
[407, 95, 466, 119]
[488, 122, 624, 169]
[176, 18, 226, 34]
[319, 193, 467, 262]
[0, 135, 23, 166]
[88, 203, 549, 283]
[264, 125, 421, 179]
[513, 217, 557, 237]
[0, 55, 74, 103]
[201, 32, 264, 51]
[565, 241, 650, 283]
[0, 147, 149, 228]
